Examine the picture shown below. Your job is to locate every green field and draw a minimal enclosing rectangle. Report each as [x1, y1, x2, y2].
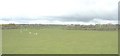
[0, 29, 2, 55]
[2, 29, 118, 54]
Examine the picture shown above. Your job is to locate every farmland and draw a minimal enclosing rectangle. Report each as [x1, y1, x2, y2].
[0, 28, 2, 55]
[2, 25, 118, 54]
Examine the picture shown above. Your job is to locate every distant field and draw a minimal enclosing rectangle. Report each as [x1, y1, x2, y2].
[2, 29, 118, 54]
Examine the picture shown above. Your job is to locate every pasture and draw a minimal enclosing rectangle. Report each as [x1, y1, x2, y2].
[2, 28, 118, 54]
[0, 40, 1, 54]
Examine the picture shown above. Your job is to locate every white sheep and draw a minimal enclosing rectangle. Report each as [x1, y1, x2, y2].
[34, 32, 38, 35]
[29, 32, 32, 34]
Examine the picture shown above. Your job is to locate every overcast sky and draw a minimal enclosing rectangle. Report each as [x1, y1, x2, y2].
[0, 0, 119, 25]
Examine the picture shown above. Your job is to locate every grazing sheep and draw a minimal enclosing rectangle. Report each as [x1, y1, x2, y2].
[29, 32, 31, 34]
[34, 33, 38, 35]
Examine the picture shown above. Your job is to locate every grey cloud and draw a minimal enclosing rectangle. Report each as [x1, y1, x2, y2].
[46, 12, 117, 22]
[0, 8, 118, 24]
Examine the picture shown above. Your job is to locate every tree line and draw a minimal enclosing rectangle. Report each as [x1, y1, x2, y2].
[1, 23, 119, 31]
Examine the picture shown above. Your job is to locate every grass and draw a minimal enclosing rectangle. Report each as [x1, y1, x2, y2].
[0, 29, 2, 55]
[2, 29, 118, 54]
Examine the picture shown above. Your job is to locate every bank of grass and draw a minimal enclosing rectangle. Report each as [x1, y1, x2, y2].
[0, 29, 2, 55]
[2, 29, 118, 54]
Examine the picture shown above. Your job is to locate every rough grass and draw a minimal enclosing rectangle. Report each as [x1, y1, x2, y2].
[0, 29, 2, 55]
[2, 29, 118, 54]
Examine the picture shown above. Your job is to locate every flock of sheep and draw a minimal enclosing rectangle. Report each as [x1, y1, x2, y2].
[20, 29, 38, 35]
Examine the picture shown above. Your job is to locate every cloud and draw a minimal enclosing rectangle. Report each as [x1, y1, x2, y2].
[0, 0, 119, 24]
[0, 20, 20, 24]
[0, 18, 117, 25]
[26, 18, 118, 25]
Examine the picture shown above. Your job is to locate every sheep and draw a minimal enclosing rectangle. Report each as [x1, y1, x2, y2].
[34, 32, 38, 35]
[29, 32, 32, 34]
